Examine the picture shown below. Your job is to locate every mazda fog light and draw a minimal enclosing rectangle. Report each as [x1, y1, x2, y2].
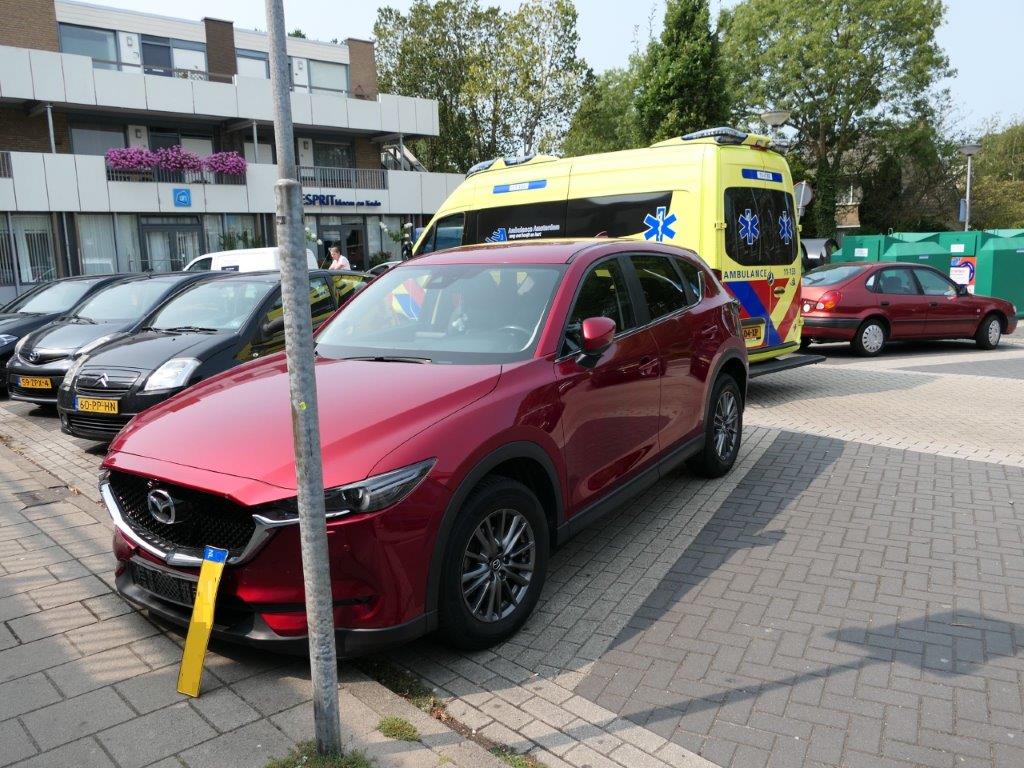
[143, 358, 200, 392]
[255, 459, 436, 526]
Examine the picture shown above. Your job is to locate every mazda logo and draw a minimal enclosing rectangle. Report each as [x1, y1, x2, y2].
[147, 489, 180, 524]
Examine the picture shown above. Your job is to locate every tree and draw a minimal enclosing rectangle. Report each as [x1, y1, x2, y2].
[562, 59, 644, 157]
[969, 120, 1024, 229]
[288, 28, 307, 39]
[374, 0, 587, 172]
[635, 0, 731, 144]
[720, 0, 952, 237]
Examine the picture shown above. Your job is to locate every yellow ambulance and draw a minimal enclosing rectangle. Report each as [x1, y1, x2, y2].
[412, 127, 810, 367]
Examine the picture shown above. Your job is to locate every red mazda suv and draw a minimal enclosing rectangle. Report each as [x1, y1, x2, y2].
[101, 240, 747, 654]
[802, 262, 1017, 356]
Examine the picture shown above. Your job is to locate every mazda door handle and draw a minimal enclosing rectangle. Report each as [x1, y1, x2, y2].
[638, 356, 660, 377]
[880, 301, 890, 307]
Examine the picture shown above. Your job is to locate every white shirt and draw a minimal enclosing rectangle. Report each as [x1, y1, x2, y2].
[330, 254, 351, 270]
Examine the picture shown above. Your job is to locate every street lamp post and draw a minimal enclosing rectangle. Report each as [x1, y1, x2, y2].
[760, 109, 791, 146]
[960, 142, 981, 232]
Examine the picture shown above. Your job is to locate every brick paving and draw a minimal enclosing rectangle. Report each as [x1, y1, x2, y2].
[1, 333, 1023, 768]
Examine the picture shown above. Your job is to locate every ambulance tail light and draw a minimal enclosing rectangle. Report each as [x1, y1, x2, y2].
[815, 291, 842, 311]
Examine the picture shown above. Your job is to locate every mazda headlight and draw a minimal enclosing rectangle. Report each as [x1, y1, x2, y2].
[255, 459, 436, 525]
[76, 334, 118, 357]
[61, 355, 89, 390]
[143, 358, 200, 392]
[0, 334, 17, 348]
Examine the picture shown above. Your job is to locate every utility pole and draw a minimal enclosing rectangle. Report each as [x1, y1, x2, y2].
[264, 0, 342, 755]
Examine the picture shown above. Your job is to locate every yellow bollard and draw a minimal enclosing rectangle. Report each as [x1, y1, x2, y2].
[177, 546, 228, 697]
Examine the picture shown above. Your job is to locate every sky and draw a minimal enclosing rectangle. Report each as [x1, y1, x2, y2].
[90, 0, 1020, 135]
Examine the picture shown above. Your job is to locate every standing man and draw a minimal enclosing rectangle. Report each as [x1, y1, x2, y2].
[328, 246, 350, 270]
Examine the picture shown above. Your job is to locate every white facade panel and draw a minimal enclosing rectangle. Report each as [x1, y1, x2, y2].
[400, 97, 420, 135]
[157, 183, 205, 213]
[29, 50, 66, 102]
[347, 98, 381, 133]
[94, 69, 147, 110]
[126, 125, 149, 149]
[192, 80, 237, 118]
[204, 185, 248, 213]
[0, 47, 34, 100]
[291, 92, 313, 126]
[310, 93, 348, 128]
[235, 76, 274, 122]
[118, 32, 141, 70]
[60, 54, 96, 105]
[419, 172, 450, 214]
[108, 182, 159, 212]
[245, 164, 277, 212]
[387, 172, 421, 214]
[378, 94, 401, 134]
[145, 75, 193, 115]
[0, 180, 15, 212]
[445, 174, 465, 197]
[75, 156, 110, 212]
[10, 154, 48, 211]
[43, 154, 81, 211]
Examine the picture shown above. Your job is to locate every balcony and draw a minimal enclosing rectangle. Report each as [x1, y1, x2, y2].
[0, 152, 464, 216]
[0, 44, 440, 136]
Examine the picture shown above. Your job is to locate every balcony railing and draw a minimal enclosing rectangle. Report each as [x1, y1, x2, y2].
[299, 166, 387, 190]
[105, 167, 246, 185]
[0, 152, 11, 179]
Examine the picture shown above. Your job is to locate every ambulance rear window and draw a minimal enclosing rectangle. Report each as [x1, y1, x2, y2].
[724, 187, 797, 267]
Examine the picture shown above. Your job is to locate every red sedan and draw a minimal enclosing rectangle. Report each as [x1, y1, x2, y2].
[100, 240, 747, 653]
[801, 262, 1017, 356]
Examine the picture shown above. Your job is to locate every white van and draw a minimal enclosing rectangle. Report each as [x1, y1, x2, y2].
[183, 247, 318, 273]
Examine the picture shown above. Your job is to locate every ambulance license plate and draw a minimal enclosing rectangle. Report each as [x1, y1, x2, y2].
[76, 396, 118, 414]
[18, 376, 51, 389]
[742, 322, 765, 346]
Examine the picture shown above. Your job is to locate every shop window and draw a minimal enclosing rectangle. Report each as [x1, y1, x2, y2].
[76, 215, 117, 274]
[114, 214, 141, 272]
[11, 215, 57, 284]
[0, 217, 15, 286]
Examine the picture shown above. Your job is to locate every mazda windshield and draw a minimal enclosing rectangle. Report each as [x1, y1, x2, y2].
[316, 264, 564, 364]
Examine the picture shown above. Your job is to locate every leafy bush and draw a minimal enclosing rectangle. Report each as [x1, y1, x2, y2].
[203, 151, 247, 176]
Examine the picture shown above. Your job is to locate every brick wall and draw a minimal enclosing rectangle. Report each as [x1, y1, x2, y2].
[203, 18, 237, 83]
[0, 0, 59, 51]
[345, 38, 378, 99]
[354, 138, 379, 170]
[0, 107, 70, 153]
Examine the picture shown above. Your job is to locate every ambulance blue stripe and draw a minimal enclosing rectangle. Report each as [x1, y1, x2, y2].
[728, 280, 782, 347]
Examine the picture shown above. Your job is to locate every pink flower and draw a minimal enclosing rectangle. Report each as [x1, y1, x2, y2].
[105, 147, 158, 171]
[155, 145, 203, 172]
[203, 151, 247, 176]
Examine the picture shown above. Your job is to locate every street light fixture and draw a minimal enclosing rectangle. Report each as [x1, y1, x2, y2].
[760, 109, 791, 147]
[960, 142, 981, 231]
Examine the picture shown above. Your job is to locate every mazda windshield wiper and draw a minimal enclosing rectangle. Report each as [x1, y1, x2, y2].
[340, 355, 432, 364]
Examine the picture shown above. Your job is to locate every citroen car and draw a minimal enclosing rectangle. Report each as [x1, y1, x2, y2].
[7, 272, 214, 405]
[0, 274, 125, 386]
[58, 270, 341, 441]
[100, 239, 747, 654]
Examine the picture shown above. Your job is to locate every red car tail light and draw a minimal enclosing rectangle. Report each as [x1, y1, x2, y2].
[815, 290, 842, 311]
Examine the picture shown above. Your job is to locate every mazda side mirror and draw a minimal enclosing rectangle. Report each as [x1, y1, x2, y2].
[577, 316, 615, 367]
[956, 284, 969, 297]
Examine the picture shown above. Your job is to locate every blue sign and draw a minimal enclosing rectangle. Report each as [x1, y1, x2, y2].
[741, 169, 783, 183]
[493, 180, 547, 194]
[643, 206, 677, 242]
[202, 545, 228, 563]
[172, 188, 192, 207]
[778, 210, 794, 244]
[485, 228, 509, 243]
[738, 208, 760, 246]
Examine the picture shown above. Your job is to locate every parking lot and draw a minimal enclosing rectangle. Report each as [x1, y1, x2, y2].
[2, 335, 1024, 768]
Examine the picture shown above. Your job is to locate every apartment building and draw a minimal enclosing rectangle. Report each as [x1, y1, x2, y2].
[0, 0, 461, 299]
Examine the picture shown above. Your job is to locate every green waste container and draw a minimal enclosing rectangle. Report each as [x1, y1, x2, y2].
[878, 232, 950, 273]
[834, 234, 884, 263]
[976, 233, 1024, 318]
